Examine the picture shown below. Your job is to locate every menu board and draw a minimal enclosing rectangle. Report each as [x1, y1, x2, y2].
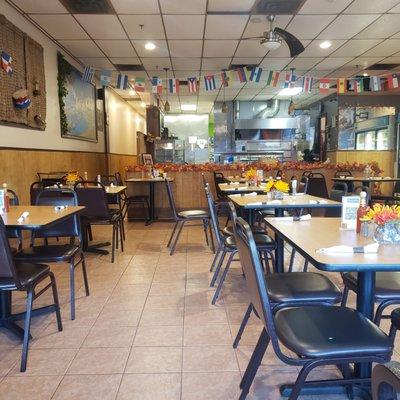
[341, 196, 360, 230]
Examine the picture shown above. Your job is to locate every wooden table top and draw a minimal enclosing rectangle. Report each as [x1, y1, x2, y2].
[105, 186, 126, 194]
[332, 177, 400, 183]
[229, 193, 341, 209]
[264, 217, 400, 272]
[1, 205, 85, 229]
[126, 177, 174, 182]
[225, 176, 248, 183]
[218, 183, 266, 193]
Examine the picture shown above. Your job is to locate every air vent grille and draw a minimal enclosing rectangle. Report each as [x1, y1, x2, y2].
[59, 0, 115, 14]
[366, 63, 400, 70]
[114, 64, 144, 71]
[252, 0, 306, 14]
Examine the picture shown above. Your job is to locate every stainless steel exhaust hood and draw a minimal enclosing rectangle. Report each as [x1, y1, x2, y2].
[234, 117, 300, 130]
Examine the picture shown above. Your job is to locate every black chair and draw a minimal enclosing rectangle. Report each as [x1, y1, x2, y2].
[372, 181, 400, 205]
[230, 202, 342, 349]
[6, 189, 23, 251]
[276, 169, 283, 178]
[307, 172, 329, 199]
[372, 361, 400, 400]
[15, 189, 89, 320]
[165, 178, 213, 255]
[37, 171, 68, 186]
[325, 182, 348, 217]
[0, 217, 62, 372]
[205, 185, 276, 305]
[233, 216, 393, 400]
[74, 182, 124, 263]
[213, 171, 228, 200]
[334, 170, 354, 192]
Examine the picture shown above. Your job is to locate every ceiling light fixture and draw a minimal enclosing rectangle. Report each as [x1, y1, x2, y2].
[278, 87, 303, 97]
[363, 72, 369, 77]
[319, 41, 332, 49]
[181, 104, 197, 111]
[145, 42, 156, 51]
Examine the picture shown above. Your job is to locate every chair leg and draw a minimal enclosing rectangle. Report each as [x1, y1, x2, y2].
[69, 259, 76, 320]
[119, 219, 124, 252]
[210, 247, 221, 272]
[288, 248, 296, 272]
[144, 198, 150, 223]
[208, 220, 215, 253]
[389, 323, 397, 343]
[20, 288, 34, 372]
[115, 220, 119, 250]
[303, 259, 309, 272]
[167, 221, 179, 248]
[49, 272, 63, 332]
[210, 250, 227, 287]
[288, 361, 316, 400]
[202, 219, 209, 246]
[170, 221, 185, 256]
[120, 213, 126, 241]
[212, 251, 235, 304]
[341, 286, 349, 307]
[87, 224, 93, 241]
[81, 254, 90, 296]
[233, 304, 253, 348]
[111, 223, 116, 263]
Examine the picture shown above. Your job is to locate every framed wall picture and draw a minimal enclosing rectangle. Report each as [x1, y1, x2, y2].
[142, 153, 153, 166]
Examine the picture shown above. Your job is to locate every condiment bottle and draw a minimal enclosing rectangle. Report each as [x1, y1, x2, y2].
[84, 171, 88, 187]
[356, 191, 368, 234]
[2, 183, 10, 212]
[291, 179, 297, 196]
[96, 174, 101, 187]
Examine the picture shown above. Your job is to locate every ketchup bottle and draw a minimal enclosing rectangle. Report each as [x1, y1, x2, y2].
[2, 183, 10, 212]
[356, 191, 368, 234]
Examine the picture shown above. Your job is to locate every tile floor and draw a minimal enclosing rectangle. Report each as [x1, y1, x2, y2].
[0, 221, 399, 400]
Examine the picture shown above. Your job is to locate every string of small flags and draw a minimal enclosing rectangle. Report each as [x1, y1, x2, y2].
[81, 65, 400, 95]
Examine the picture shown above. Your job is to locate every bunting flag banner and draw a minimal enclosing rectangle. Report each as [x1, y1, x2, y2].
[283, 71, 295, 88]
[1, 51, 12, 75]
[187, 77, 198, 93]
[387, 73, 399, 89]
[151, 77, 163, 94]
[302, 76, 313, 93]
[82, 66, 94, 83]
[116, 73, 129, 90]
[100, 70, 112, 86]
[204, 74, 217, 91]
[168, 78, 179, 93]
[237, 67, 247, 83]
[354, 78, 364, 94]
[134, 77, 145, 92]
[221, 71, 229, 87]
[227, 70, 236, 84]
[249, 67, 262, 83]
[319, 78, 330, 93]
[337, 78, 347, 94]
[266, 71, 280, 87]
[371, 76, 382, 92]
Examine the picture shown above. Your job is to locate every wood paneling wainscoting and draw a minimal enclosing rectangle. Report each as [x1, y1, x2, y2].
[107, 153, 138, 177]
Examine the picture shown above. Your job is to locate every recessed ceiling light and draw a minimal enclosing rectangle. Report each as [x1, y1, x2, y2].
[145, 42, 156, 51]
[140, 102, 146, 107]
[129, 90, 136, 96]
[319, 41, 332, 49]
[278, 87, 303, 96]
[363, 72, 369, 77]
[181, 104, 197, 111]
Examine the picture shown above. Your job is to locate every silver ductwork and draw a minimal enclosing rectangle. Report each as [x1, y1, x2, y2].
[234, 117, 300, 130]
[253, 99, 280, 118]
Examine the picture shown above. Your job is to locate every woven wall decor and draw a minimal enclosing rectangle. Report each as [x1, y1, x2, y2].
[0, 14, 46, 130]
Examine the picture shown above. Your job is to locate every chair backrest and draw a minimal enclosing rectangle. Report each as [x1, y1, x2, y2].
[298, 176, 309, 194]
[37, 171, 68, 186]
[301, 170, 312, 178]
[307, 172, 329, 199]
[213, 172, 226, 199]
[204, 183, 224, 246]
[7, 189, 19, 206]
[233, 217, 280, 351]
[115, 172, 124, 186]
[334, 170, 352, 178]
[30, 181, 62, 205]
[33, 189, 81, 240]
[326, 182, 348, 217]
[275, 169, 283, 178]
[164, 179, 179, 220]
[99, 174, 118, 186]
[6, 189, 21, 242]
[74, 182, 110, 218]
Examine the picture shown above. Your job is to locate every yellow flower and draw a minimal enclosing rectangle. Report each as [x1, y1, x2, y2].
[244, 169, 257, 180]
[275, 180, 289, 193]
[265, 180, 274, 192]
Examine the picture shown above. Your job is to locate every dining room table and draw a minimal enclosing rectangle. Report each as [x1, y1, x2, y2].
[332, 176, 400, 190]
[263, 216, 400, 395]
[0, 205, 85, 339]
[218, 182, 267, 194]
[229, 193, 341, 273]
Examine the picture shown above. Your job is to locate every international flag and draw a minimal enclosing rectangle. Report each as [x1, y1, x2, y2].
[371, 76, 382, 92]
[1, 51, 12, 75]
[168, 78, 179, 93]
[249, 67, 262, 83]
[82, 65, 94, 83]
[302, 76, 313, 93]
[187, 77, 198, 93]
[266, 71, 280, 87]
[134, 77, 145, 92]
[151, 77, 163, 95]
[237, 67, 247, 83]
[116, 73, 129, 90]
[319, 78, 330, 93]
[337, 78, 347, 94]
[100, 70, 112, 86]
[204, 74, 216, 91]
[354, 78, 364, 93]
[283, 71, 295, 88]
[221, 71, 229, 87]
[387, 73, 399, 89]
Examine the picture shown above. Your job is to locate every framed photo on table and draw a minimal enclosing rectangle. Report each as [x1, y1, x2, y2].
[142, 154, 153, 166]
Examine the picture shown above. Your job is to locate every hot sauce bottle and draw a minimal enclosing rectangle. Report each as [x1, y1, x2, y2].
[356, 191, 368, 234]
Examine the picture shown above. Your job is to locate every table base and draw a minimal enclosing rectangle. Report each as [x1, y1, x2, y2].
[84, 241, 111, 255]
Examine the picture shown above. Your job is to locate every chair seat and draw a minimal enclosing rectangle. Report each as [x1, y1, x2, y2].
[0, 262, 49, 289]
[225, 234, 276, 251]
[15, 244, 80, 263]
[275, 306, 392, 358]
[223, 225, 265, 236]
[268, 272, 342, 304]
[343, 272, 400, 300]
[178, 210, 209, 219]
[391, 308, 400, 329]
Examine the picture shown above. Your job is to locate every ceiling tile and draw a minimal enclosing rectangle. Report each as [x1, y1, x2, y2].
[346, 57, 385, 68]
[355, 14, 400, 39]
[79, 57, 115, 70]
[30, 15, 89, 39]
[110, 57, 141, 64]
[331, 39, 382, 57]
[58, 40, 103, 57]
[132, 39, 169, 57]
[96, 40, 137, 58]
[327, 69, 362, 78]
[298, 0, 352, 14]
[288, 57, 324, 69]
[243, 15, 292, 38]
[260, 57, 292, 70]
[268, 40, 311, 58]
[389, 3, 400, 12]
[286, 15, 336, 40]
[236, 40, 267, 58]
[164, 15, 205, 39]
[160, 0, 207, 14]
[381, 56, 400, 63]
[298, 39, 346, 57]
[344, 0, 400, 13]
[363, 39, 400, 57]
[75, 15, 127, 40]
[208, 0, 256, 12]
[172, 58, 201, 70]
[201, 58, 231, 71]
[232, 57, 263, 65]
[312, 57, 353, 70]
[169, 40, 203, 57]
[318, 15, 380, 40]
[110, 0, 159, 13]
[14, 0, 67, 13]
[205, 15, 248, 39]
[203, 40, 238, 57]
[119, 15, 165, 39]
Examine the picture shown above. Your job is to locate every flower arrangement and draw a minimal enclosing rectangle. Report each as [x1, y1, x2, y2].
[264, 179, 289, 193]
[363, 204, 400, 225]
[244, 168, 257, 181]
[65, 171, 79, 185]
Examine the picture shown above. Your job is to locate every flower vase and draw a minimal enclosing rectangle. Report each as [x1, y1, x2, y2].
[271, 189, 284, 200]
[373, 221, 400, 244]
[248, 179, 256, 187]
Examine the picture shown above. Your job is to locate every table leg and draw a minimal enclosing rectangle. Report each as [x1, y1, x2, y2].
[0, 292, 28, 340]
[146, 182, 156, 226]
[274, 208, 284, 273]
[81, 220, 110, 255]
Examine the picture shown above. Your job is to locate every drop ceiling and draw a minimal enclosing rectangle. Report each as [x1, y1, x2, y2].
[8, 0, 400, 112]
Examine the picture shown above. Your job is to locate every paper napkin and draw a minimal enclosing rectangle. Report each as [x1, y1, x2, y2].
[316, 242, 379, 254]
[274, 214, 311, 222]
